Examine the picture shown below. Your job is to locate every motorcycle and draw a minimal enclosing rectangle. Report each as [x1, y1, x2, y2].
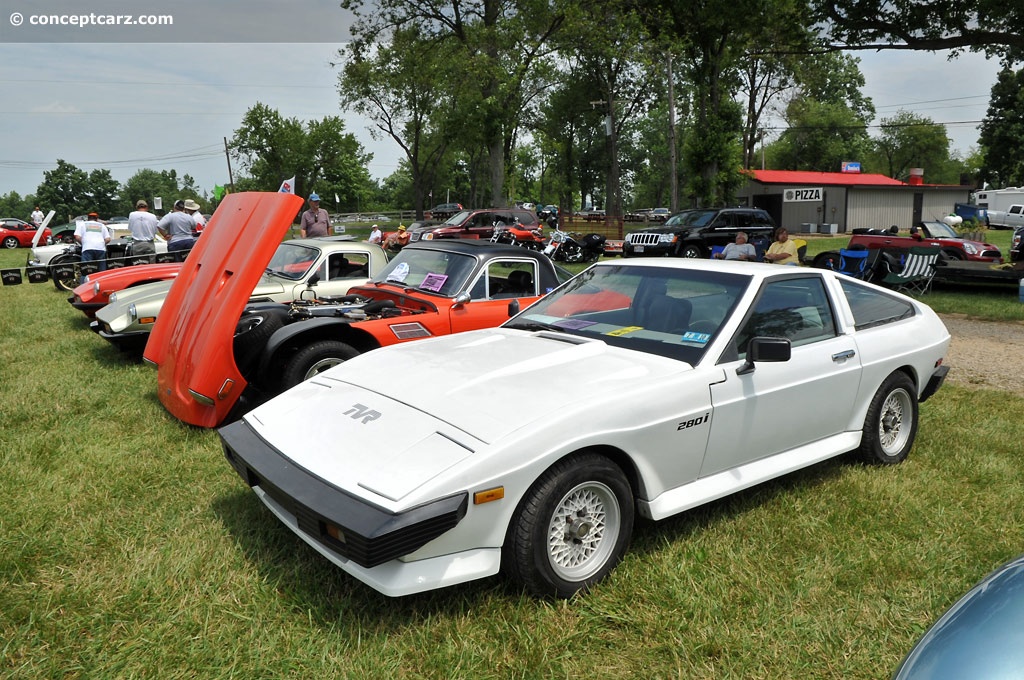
[542, 225, 606, 263]
[490, 220, 546, 250]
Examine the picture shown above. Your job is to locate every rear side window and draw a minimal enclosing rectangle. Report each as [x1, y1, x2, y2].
[838, 279, 914, 330]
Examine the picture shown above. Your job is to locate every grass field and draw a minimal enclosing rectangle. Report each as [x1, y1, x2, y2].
[1, 237, 1022, 678]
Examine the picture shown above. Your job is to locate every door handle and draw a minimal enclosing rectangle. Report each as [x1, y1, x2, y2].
[832, 349, 856, 362]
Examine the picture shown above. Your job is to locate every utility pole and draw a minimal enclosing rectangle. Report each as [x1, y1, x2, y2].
[223, 137, 235, 192]
[667, 52, 679, 213]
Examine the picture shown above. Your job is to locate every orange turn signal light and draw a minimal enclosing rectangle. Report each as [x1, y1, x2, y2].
[473, 487, 504, 505]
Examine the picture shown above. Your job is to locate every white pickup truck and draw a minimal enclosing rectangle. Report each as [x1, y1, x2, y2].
[985, 204, 1024, 229]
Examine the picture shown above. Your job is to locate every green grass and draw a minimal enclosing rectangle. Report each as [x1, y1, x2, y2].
[2, 242, 1023, 678]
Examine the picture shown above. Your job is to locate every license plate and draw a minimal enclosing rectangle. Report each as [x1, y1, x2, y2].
[635, 245, 644, 252]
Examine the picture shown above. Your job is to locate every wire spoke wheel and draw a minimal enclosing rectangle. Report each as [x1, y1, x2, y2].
[878, 387, 912, 455]
[546, 481, 620, 582]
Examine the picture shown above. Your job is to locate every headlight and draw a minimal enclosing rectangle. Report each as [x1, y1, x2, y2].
[658, 233, 675, 243]
[128, 303, 137, 322]
[424, 233, 434, 240]
[963, 243, 978, 255]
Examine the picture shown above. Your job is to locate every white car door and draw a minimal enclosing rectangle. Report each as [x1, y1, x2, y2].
[701, 275, 861, 478]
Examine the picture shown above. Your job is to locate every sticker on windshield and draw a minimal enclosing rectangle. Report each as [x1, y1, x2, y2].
[420, 273, 448, 292]
[386, 262, 410, 283]
[606, 325, 643, 337]
[554, 319, 597, 330]
[681, 331, 711, 345]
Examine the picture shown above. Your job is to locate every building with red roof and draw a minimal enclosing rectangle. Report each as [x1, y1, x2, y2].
[736, 169, 971, 234]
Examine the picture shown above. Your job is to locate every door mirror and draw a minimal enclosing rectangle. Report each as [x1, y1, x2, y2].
[736, 336, 791, 375]
[507, 298, 520, 317]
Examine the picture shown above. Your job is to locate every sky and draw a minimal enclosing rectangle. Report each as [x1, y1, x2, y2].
[0, 4, 1008, 203]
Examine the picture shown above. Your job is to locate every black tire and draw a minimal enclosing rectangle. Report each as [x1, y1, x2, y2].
[280, 340, 360, 390]
[50, 256, 79, 292]
[506, 453, 633, 598]
[2, 236, 18, 249]
[859, 372, 918, 465]
[232, 311, 284, 377]
[942, 249, 964, 261]
[679, 244, 704, 259]
[812, 252, 841, 271]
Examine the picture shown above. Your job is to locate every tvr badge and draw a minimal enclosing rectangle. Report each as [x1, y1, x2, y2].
[344, 403, 382, 424]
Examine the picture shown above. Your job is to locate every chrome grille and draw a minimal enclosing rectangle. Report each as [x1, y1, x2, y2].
[627, 233, 662, 246]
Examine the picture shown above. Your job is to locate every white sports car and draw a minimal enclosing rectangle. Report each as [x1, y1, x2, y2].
[220, 258, 951, 598]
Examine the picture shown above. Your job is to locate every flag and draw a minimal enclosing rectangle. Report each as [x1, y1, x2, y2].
[334, 193, 340, 206]
[213, 185, 225, 201]
[279, 176, 296, 194]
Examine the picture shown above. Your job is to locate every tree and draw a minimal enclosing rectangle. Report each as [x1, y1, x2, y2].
[120, 169, 183, 215]
[340, 0, 566, 207]
[87, 169, 120, 218]
[337, 25, 464, 218]
[978, 67, 1024, 187]
[0, 191, 36, 223]
[814, 0, 1024, 62]
[35, 160, 90, 222]
[868, 110, 951, 181]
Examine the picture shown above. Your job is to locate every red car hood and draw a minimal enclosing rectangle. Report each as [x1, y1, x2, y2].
[144, 192, 304, 427]
[72, 262, 183, 305]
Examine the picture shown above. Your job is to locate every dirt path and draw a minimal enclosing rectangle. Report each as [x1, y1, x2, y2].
[939, 314, 1024, 396]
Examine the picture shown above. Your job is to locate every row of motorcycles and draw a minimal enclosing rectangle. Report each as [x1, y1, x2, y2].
[489, 217, 606, 264]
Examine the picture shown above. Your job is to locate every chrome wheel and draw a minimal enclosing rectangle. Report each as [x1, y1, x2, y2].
[878, 387, 913, 456]
[546, 481, 621, 582]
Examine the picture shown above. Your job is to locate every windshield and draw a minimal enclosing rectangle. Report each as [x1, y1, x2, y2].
[265, 242, 320, 281]
[664, 209, 710, 227]
[443, 211, 473, 226]
[372, 248, 478, 296]
[506, 264, 751, 364]
[923, 221, 958, 238]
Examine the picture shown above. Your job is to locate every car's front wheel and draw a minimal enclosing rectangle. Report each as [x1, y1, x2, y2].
[2, 236, 18, 249]
[678, 244, 704, 258]
[506, 453, 633, 598]
[280, 340, 360, 390]
[859, 372, 918, 464]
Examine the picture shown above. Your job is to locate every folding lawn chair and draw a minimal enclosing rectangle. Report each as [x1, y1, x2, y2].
[879, 245, 941, 295]
[834, 248, 871, 280]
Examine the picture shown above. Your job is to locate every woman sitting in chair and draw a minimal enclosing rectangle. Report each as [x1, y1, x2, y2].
[764, 228, 800, 265]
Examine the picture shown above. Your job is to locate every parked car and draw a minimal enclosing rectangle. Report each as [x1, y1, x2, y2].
[1, 218, 51, 248]
[1010, 226, 1023, 262]
[893, 554, 1024, 679]
[425, 202, 463, 220]
[408, 208, 540, 243]
[69, 262, 185, 318]
[538, 204, 559, 220]
[649, 207, 671, 222]
[92, 235, 386, 353]
[843, 221, 1002, 263]
[31, 234, 173, 291]
[623, 207, 776, 258]
[219, 256, 950, 598]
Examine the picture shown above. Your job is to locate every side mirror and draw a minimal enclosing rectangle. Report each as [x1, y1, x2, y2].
[306, 273, 320, 287]
[507, 298, 520, 317]
[736, 336, 791, 376]
[453, 291, 471, 307]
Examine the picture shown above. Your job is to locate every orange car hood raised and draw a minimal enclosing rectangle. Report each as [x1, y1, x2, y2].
[144, 192, 304, 427]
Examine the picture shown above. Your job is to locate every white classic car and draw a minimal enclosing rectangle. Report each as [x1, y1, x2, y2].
[92, 237, 387, 352]
[220, 258, 951, 598]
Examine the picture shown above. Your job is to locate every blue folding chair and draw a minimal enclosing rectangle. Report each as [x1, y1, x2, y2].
[834, 248, 871, 279]
[709, 245, 725, 259]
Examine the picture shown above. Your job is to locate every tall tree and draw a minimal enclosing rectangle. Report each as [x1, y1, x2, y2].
[978, 67, 1024, 187]
[35, 160, 90, 223]
[120, 169, 186, 215]
[339, 0, 566, 207]
[869, 110, 951, 180]
[87, 169, 120, 218]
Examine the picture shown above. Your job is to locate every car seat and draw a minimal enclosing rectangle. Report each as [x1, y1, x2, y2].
[506, 270, 534, 296]
[639, 296, 692, 333]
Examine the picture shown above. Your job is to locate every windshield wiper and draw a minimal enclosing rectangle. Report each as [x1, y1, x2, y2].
[505, 320, 562, 333]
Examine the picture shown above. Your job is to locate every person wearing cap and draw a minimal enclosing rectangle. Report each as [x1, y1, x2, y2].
[300, 193, 329, 238]
[183, 198, 206, 232]
[157, 199, 198, 257]
[74, 211, 111, 280]
[128, 199, 159, 261]
[384, 223, 410, 252]
[367, 223, 382, 245]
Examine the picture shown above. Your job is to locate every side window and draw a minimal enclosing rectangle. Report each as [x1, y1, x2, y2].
[470, 260, 537, 299]
[839, 278, 914, 329]
[733, 276, 837, 355]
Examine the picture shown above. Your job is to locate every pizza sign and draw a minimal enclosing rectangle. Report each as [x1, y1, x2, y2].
[784, 187, 823, 202]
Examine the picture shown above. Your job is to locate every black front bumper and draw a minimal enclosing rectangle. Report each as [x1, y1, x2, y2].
[219, 419, 468, 568]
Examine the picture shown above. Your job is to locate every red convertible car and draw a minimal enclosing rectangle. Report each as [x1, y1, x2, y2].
[1, 218, 50, 249]
[69, 263, 184, 318]
[144, 192, 573, 428]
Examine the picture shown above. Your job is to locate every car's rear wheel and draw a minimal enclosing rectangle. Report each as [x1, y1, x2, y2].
[859, 372, 918, 464]
[942, 249, 964, 261]
[506, 453, 633, 598]
[2, 236, 18, 249]
[280, 340, 360, 390]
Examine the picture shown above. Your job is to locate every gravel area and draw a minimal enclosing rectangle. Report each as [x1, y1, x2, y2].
[939, 313, 1024, 396]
